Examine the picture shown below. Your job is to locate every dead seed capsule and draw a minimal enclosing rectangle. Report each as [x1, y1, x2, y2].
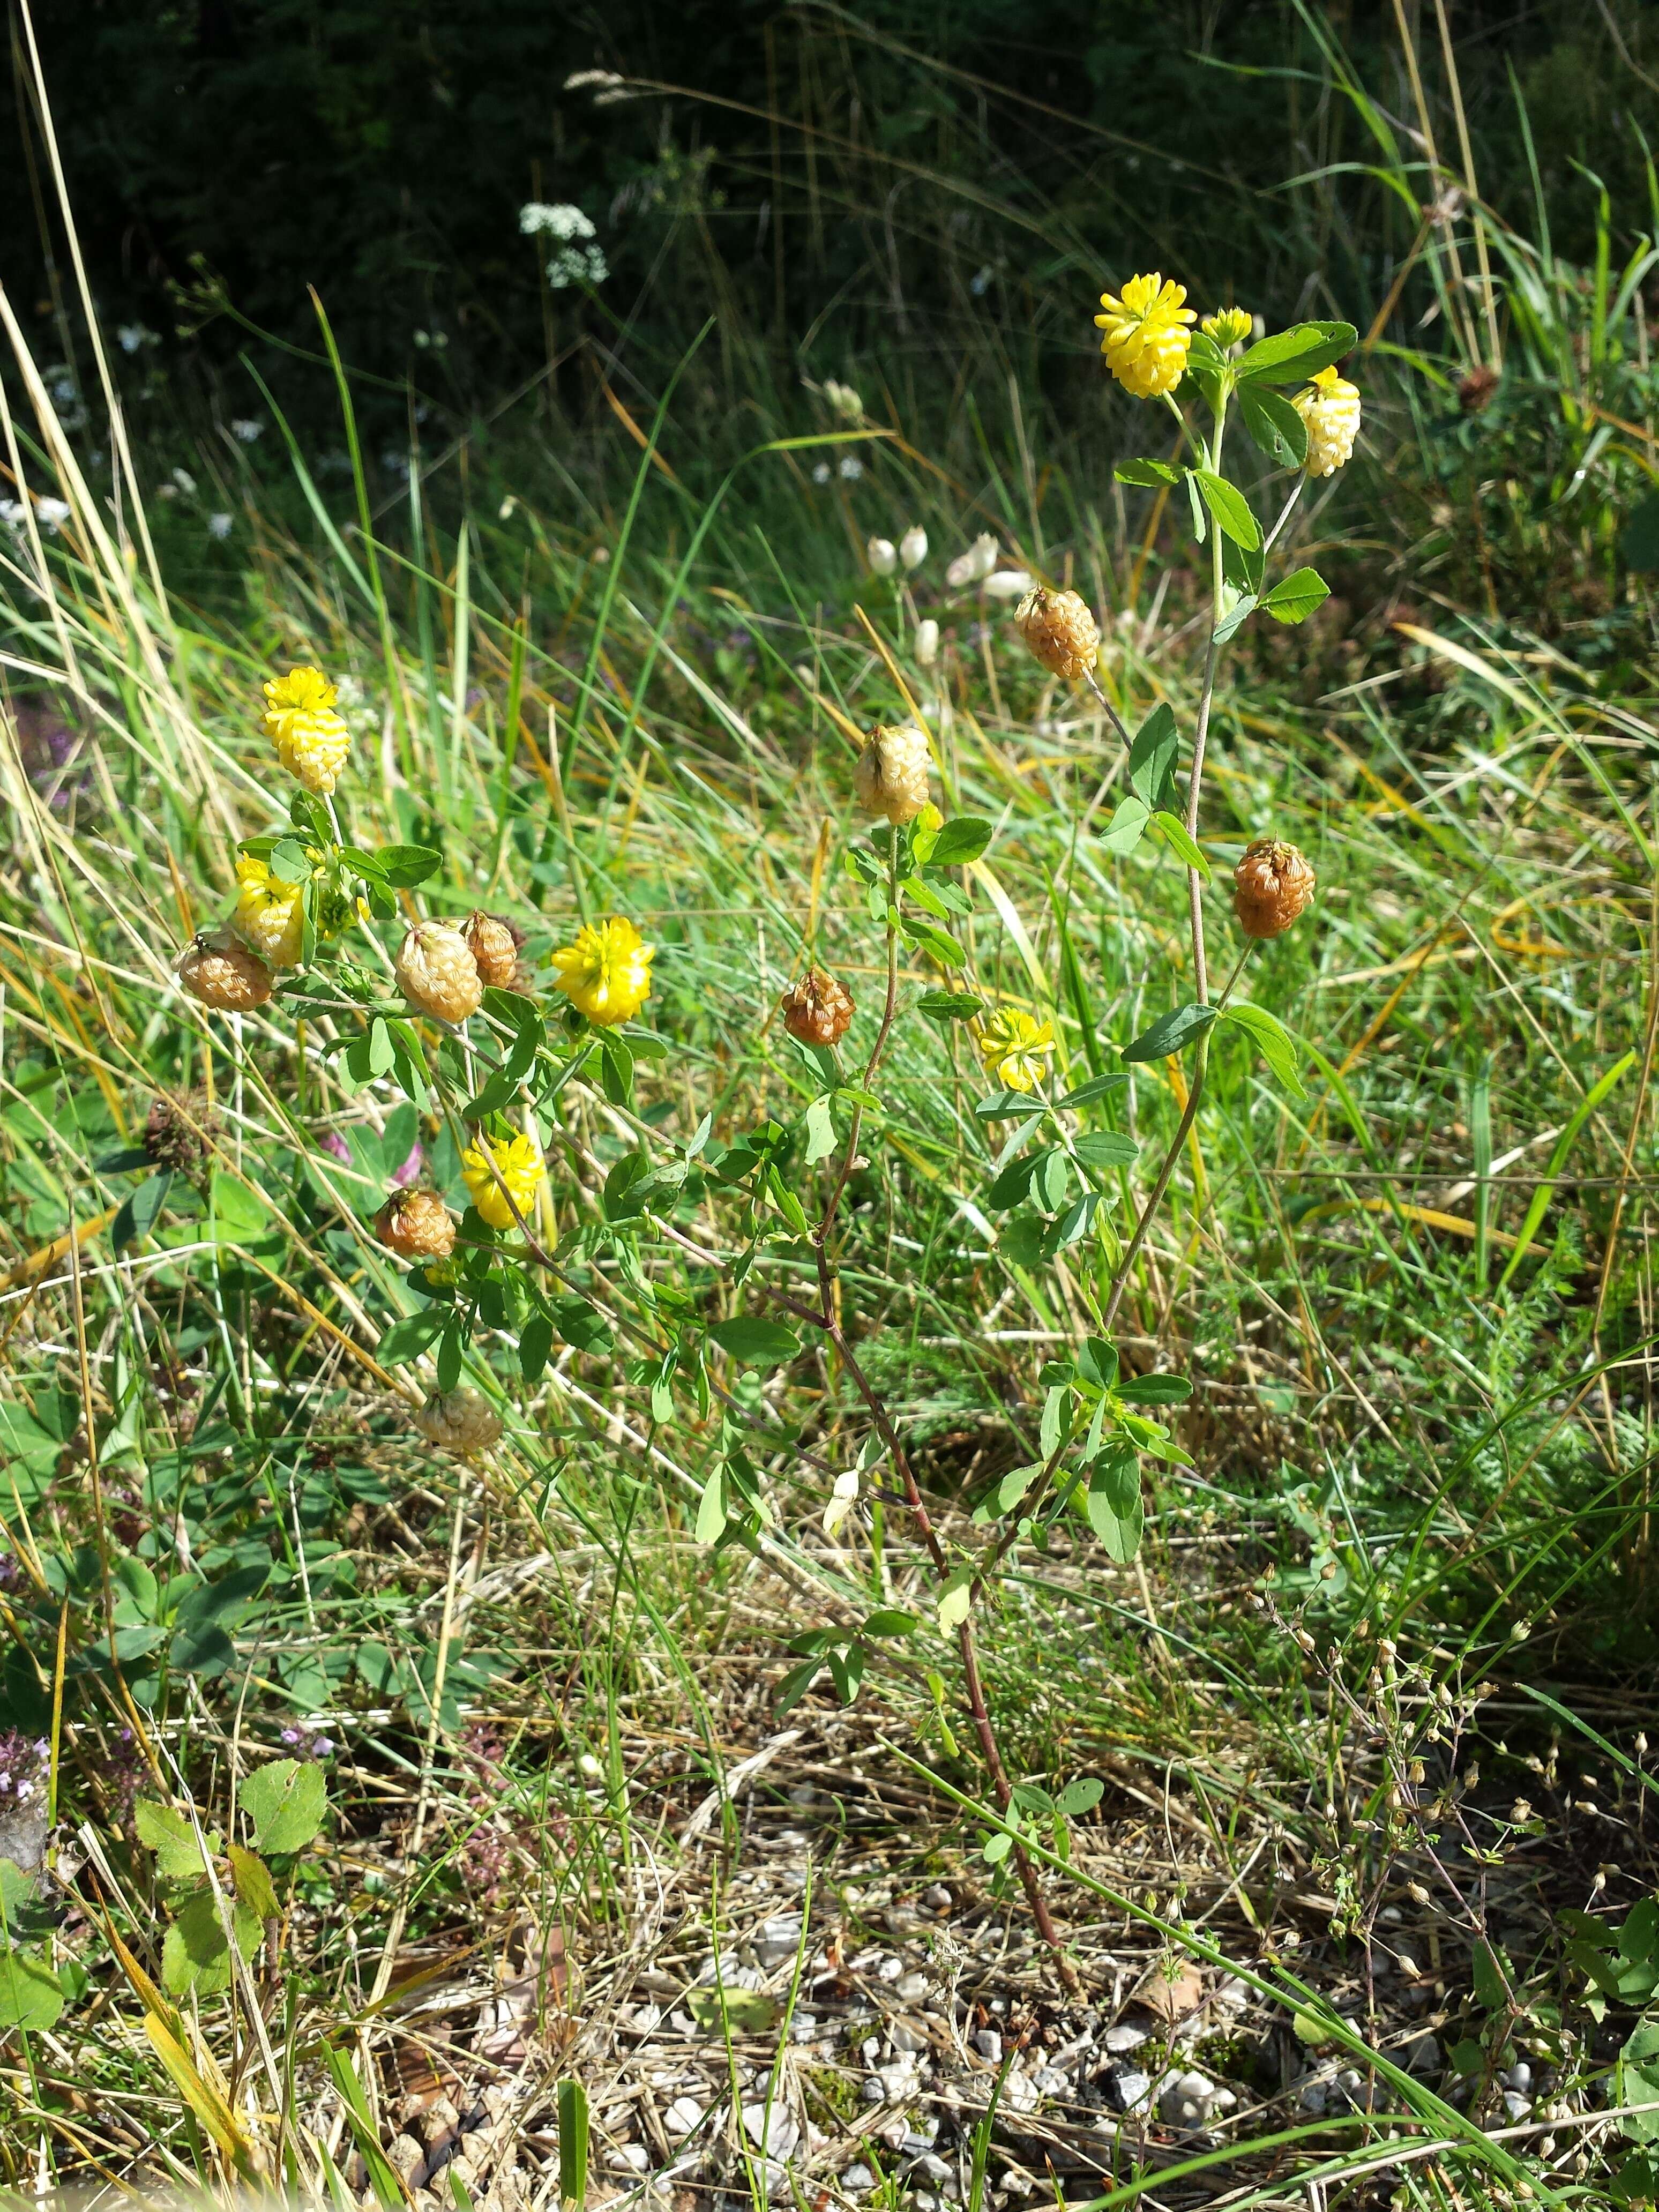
[464, 910, 522, 991]
[415, 1388, 502, 1458]
[1014, 587, 1101, 682]
[397, 921, 483, 1023]
[781, 968, 855, 1047]
[853, 723, 932, 825]
[1232, 839, 1317, 939]
[176, 932, 274, 1012]
[375, 1189, 457, 1261]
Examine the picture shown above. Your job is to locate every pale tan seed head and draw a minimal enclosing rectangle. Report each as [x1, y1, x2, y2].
[780, 968, 855, 1047]
[852, 723, 932, 824]
[176, 932, 274, 1012]
[1014, 587, 1101, 682]
[415, 1388, 502, 1458]
[464, 911, 522, 990]
[1232, 839, 1317, 939]
[374, 1189, 457, 1261]
[396, 922, 483, 1023]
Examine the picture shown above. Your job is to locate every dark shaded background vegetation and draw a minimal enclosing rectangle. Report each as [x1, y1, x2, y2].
[13, 0, 1659, 439]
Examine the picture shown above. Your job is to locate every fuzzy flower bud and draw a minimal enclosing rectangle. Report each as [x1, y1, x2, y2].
[397, 922, 483, 1024]
[781, 968, 855, 1047]
[977, 1006, 1056, 1094]
[232, 856, 305, 968]
[374, 1189, 457, 1261]
[1232, 839, 1317, 939]
[176, 931, 274, 1011]
[551, 916, 654, 1026]
[899, 525, 928, 571]
[462, 1132, 544, 1231]
[853, 723, 932, 825]
[1094, 273, 1196, 399]
[1294, 367, 1362, 476]
[416, 1389, 502, 1458]
[866, 536, 898, 577]
[261, 666, 352, 795]
[1014, 587, 1101, 681]
[945, 534, 999, 588]
[914, 618, 940, 668]
[464, 911, 521, 990]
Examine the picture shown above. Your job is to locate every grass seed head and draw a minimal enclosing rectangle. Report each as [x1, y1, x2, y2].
[397, 921, 483, 1023]
[464, 910, 522, 990]
[375, 1188, 457, 1260]
[853, 723, 932, 824]
[1233, 839, 1317, 938]
[415, 1388, 502, 1457]
[1014, 587, 1101, 682]
[781, 967, 855, 1046]
[177, 929, 275, 1009]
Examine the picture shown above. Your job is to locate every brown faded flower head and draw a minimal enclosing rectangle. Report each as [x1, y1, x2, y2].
[1232, 839, 1317, 939]
[781, 967, 855, 1047]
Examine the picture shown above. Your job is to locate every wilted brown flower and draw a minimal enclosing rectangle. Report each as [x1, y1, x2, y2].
[416, 1388, 503, 1458]
[176, 932, 274, 1012]
[397, 922, 483, 1024]
[1014, 587, 1101, 682]
[1458, 365, 1500, 414]
[375, 1189, 457, 1261]
[852, 724, 932, 824]
[145, 1093, 214, 1172]
[464, 911, 522, 990]
[781, 968, 855, 1047]
[1232, 839, 1317, 939]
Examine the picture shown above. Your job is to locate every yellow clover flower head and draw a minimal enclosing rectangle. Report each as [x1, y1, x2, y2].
[1201, 307, 1253, 349]
[1294, 365, 1362, 476]
[262, 665, 352, 795]
[231, 854, 305, 968]
[1094, 273, 1196, 400]
[977, 1006, 1056, 1095]
[462, 1131, 544, 1231]
[551, 916, 655, 1027]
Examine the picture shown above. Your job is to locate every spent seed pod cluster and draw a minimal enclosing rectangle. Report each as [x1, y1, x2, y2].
[1014, 587, 1101, 682]
[781, 968, 855, 1047]
[415, 1388, 502, 1458]
[375, 1189, 457, 1261]
[176, 932, 274, 1012]
[1232, 839, 1316, 939]
[397, 921, 483, 1023]
[853, 723, 932, 825]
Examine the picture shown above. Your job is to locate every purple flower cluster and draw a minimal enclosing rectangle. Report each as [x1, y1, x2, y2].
[280, 1725, 334, 1758]
[0, 1733, 47, 1804]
